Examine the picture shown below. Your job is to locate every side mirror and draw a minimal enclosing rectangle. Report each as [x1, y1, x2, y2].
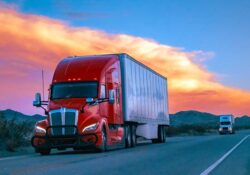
[33, 93, 42, 107]
[86, 98, 94, 103]
[109, 89, 115, 104]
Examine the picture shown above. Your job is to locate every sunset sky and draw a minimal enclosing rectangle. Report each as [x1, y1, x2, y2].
[0, 0, 250, 116]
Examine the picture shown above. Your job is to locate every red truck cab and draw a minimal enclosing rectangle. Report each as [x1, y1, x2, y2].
[32, 54, 125, 154]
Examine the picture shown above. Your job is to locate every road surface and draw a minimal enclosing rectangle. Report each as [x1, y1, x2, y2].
[0, 131, 249, 175]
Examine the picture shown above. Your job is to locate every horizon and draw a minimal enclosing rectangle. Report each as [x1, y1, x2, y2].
[1, 108, 249, 118]
[0, 1, 250, 116]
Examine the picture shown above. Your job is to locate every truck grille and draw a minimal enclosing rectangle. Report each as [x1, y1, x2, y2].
[49, 108, 78, 136]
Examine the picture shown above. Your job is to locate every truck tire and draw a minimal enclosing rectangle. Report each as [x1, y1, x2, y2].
[162, 126, 167, 143]
[158, 126, 164, 143]
[130, 125, 137, 147]
[152, 126, 161, 143]
[161, 126, 166, 143]
[152, 126, 166, 143]
[125, 126, 132, 148]
[97, 128, 107, 152]
[38, 148, 51, 155]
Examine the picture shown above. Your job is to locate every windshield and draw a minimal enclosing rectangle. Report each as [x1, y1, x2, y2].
[51, 82, 98, 100]
[220, 122, 231, 125]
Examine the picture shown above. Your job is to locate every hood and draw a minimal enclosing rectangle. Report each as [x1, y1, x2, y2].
[48, 98, 89, 111]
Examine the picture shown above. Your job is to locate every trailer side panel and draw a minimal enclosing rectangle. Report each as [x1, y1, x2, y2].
[120, 54, 169, 125]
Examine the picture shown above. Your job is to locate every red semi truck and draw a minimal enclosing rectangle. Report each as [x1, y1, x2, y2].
[32, 53, 169, 155]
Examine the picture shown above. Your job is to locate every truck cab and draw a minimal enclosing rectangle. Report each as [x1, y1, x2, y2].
[219, 115, 235, 134]
[32, 55, 124, 155]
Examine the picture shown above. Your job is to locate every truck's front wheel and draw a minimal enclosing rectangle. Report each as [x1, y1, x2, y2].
[97, 128, 107, 152]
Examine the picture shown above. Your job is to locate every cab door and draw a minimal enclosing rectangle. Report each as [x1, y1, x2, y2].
[106, 68, 122, 124]
[105, 66, 123, 144]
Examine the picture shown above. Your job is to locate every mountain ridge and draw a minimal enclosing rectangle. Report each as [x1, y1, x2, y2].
[0, 109, 45, 123]
[1, 109, 249, 127]
[170, 110, 250, 127]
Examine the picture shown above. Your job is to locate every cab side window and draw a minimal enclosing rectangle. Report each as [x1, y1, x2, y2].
[116, 88, 120, 104]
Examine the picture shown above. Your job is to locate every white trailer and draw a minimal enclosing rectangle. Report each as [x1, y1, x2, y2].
[219, 114, 235, 134]
[120, 53, 169, 142]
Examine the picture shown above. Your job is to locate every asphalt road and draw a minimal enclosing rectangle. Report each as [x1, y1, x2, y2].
[0, 131, 250, 175]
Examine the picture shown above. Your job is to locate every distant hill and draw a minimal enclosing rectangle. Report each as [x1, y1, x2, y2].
[170, 110, 250, 128]
[170, 110, 219, 126]
[0, 109, 45, 123]
[235, 116, 250, 128]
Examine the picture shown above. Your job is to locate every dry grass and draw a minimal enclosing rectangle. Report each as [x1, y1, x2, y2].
[167, 124, 218, 136]
[0, 114, 33, 152]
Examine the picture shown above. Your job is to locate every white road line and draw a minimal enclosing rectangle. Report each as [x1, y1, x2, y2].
[200, 135, 250, 175]
[0, 155, 34, 161]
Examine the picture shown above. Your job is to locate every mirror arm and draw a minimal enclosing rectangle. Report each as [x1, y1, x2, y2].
[40, 105, 48, 115]
[98, 98, 109, 103]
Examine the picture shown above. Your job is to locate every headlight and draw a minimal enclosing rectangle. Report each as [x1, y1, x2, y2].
[35, 126, 46, 134]
[219, 128, 222, 131]
[229, 128, 232, 131]
[82, 123, 98, 133]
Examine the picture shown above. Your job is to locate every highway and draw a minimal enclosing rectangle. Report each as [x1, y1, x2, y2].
[0, 131, 249, 175]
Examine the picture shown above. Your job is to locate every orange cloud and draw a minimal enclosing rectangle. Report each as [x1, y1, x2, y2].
[0, 5, 250, 116]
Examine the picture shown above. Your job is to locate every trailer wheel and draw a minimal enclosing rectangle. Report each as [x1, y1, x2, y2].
[125, 126, 131, 148]
[161, 126, 166, 143]
[152, 126, 165, 143]
[158, 126, 164, 143]
[131, 125, 137, 147]
[97, 128, 107, 152]
[38, 148, 51, 155]
[152, 126, 161, 143]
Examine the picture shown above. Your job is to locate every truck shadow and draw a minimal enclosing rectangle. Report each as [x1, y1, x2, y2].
[48, 141, 152, 156]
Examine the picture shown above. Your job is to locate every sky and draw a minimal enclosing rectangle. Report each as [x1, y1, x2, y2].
[0, 0, 250, 116]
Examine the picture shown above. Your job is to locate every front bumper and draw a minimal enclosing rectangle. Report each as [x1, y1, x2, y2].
[31, 125, 98, 149]
[219, 128, 233, 134]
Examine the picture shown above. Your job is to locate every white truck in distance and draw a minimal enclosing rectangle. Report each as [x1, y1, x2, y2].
[219, 115, 235, 134]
